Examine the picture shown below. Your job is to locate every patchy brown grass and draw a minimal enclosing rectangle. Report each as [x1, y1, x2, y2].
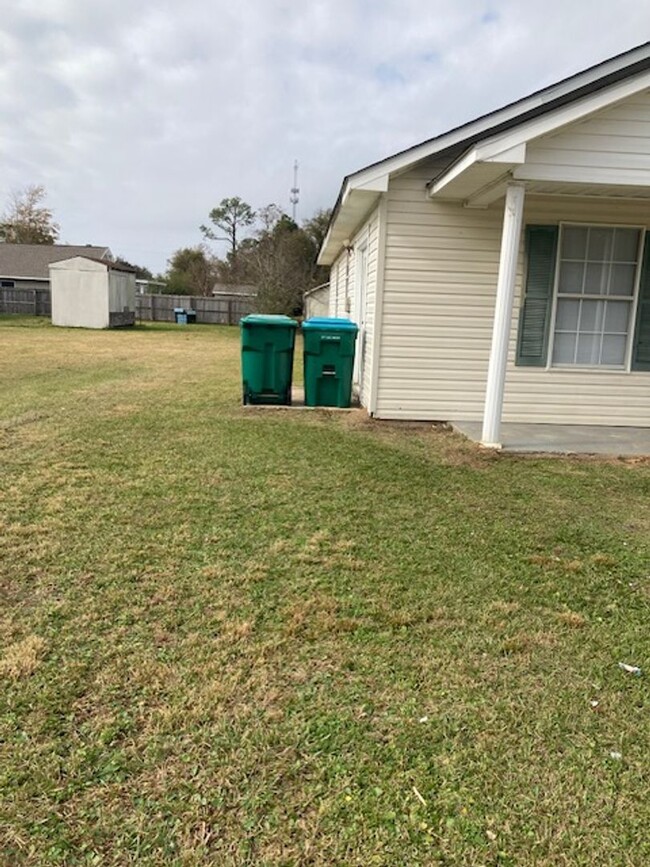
[0, 634, 46, 680]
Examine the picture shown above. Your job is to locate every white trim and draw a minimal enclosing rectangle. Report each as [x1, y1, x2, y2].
[482, 183, 526, 447]
[368, 196, 388, 416]
[350, 50, 650, 194]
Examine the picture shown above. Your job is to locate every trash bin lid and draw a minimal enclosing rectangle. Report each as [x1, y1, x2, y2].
[186, 309, 196, 314]
[302, 317, 358, 332]
[173, 307, 186, 313]
[240, 314, 298, 328]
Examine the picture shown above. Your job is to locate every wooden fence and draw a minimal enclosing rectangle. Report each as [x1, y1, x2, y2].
[136, 293, 254, 325]
[0, 287, 51, 316]
[0, 287, 253, 325]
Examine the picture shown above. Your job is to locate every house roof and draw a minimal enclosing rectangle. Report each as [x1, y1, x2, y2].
[319, 41, 650, 265]
[0, 243, 112, 280]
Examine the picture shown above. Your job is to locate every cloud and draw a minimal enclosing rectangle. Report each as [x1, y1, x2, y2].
[0, 0, 648, 271]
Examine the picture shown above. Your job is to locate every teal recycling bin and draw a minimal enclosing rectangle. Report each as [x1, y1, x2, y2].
[240, 314, 298, 405]
[302, 317, 358, 408]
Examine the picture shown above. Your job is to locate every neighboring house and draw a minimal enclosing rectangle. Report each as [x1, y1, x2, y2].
[318, 43, 650, 446]
[50, 257, 136, 329]
[0, 243, 112, 291]
[135, 279, 167, 295]
[304, 282, 330, 319]
[212, 282, 257, 302]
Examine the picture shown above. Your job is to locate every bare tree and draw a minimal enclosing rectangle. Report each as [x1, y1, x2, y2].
[0, 185, 60, 244]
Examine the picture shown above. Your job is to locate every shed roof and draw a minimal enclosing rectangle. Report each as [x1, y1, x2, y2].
[49, 255, 137, 273]
[0, 244, 112, 280]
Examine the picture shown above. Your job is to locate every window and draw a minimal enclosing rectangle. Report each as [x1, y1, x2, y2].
[551, 225, 641, 368]
[1, 280, 15, 288]
[516, 223, 650, 370]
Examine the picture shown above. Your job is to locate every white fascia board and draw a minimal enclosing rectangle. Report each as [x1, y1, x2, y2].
[352, 174, 389, 193]
[347, 51, 650, 191]
[318, 188, 381, 265]
[430, 142, 526, 197]
[429, 148, 479, 195]
[431, 69, 650, 200]
[479, 141, 527, 164]
[469, 69, 650, 162]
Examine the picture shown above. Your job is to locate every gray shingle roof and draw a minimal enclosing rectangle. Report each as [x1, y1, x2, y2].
[0, 243, 111, 279]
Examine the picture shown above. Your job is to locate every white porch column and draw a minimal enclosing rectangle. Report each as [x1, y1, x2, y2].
[481, 182, 525, 448]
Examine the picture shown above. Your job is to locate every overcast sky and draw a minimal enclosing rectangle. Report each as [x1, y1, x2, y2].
[2, 1, 650, 273]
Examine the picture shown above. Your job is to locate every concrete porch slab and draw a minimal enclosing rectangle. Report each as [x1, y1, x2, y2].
[451, 421, 650, 456]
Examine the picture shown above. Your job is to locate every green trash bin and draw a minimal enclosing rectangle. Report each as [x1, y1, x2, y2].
[240, 314, 298, 405]
[302, 317, 358, 408]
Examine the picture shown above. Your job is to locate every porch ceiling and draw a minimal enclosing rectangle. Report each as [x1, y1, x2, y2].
[429, 159, 650, 207]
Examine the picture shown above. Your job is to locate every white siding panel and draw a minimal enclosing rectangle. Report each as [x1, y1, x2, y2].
[326, 205, 381, 409]
[525, 91, 650, 182]
[376, 157, 650, 425]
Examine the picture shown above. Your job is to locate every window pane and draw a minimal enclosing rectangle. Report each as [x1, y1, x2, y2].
[601, 335, 627, 365]
[562, 226, 588, 259]
[613, 228, 640, 262]
[579, 300, 605, 333]
[558, 261, 584, 294]
[555, 299, 580, 330]
[609, 263, 636, 296]
[584, 262, 608, 295]
[587, 227, 614, 262]
[576, 333, 601, 365]
[552, 332, 577, 364]
[604, 301, 630, 333]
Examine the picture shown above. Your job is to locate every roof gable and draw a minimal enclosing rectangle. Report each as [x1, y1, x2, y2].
[319, 42, 650, 265]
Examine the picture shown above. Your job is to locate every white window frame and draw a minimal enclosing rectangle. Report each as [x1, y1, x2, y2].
[546, 221, 646, 373]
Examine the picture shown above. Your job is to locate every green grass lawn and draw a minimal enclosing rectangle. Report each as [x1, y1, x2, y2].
[1, 316, 649, 866]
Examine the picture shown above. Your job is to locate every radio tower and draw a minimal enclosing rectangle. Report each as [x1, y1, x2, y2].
[290, 159, 300, 222]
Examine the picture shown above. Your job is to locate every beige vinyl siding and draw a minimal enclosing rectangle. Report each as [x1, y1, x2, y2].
[329, 250, 353, 318]
[356, 207, 379, 406]
[327, 206, 381, 408]
[525, 91, 650, 184]
[376, 158, 650, 425]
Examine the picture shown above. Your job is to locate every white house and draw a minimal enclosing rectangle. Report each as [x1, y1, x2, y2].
[50, 256, 136, 329]
[318, 43, 650, 447]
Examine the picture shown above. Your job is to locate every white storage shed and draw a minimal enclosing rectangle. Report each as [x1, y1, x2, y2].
[49, 257, 136, 329]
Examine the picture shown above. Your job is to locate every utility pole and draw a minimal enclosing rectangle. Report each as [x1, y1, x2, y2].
[290, 159, 300, 222]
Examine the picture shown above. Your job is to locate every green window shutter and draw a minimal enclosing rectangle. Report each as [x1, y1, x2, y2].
[515, 225, 558, 367]
[632, 234, 650, 371]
